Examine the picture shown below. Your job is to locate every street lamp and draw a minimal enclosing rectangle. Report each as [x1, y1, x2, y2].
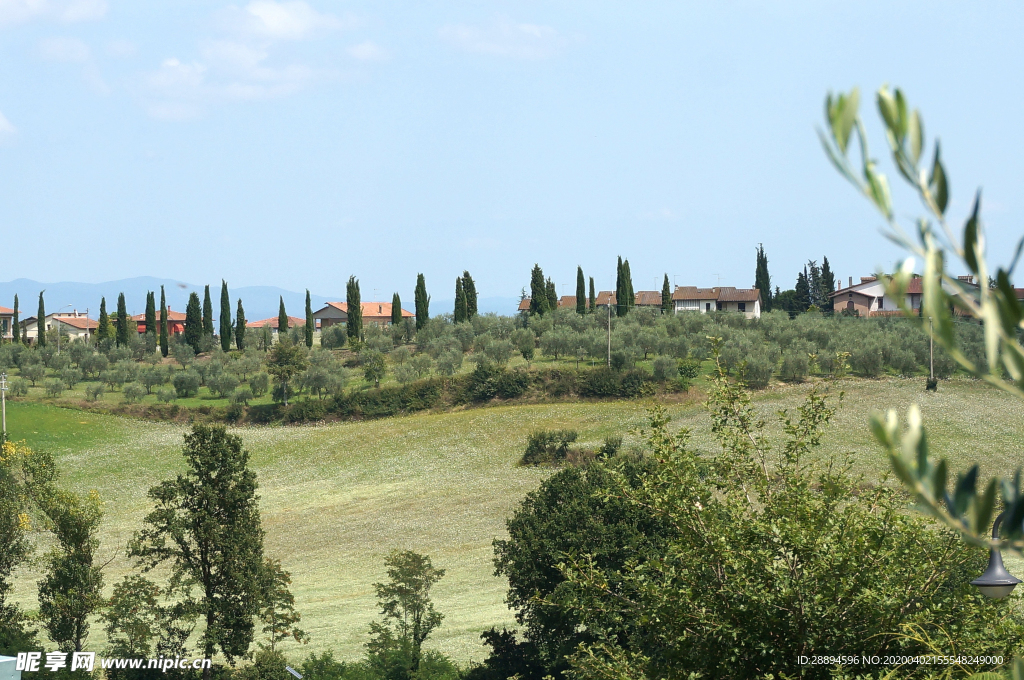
[55, 304, 72, 355]
[971, 511, 1022, 599]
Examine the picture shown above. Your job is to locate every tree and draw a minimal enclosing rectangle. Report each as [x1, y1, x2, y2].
[0, 443, 34, 655]
[794, 267, 810, 312]
[304, 290, 313, 348]
[36, 291, 46, 347]
[623, 259, 635, 313]
[545, 278, 557, 312]
[10, 295, 18, 345]
[576, 267, 586, 315]
[529, 265, 548, 316]
[184, 292, 203, 354]
[116, 292, 130, 347]
[361, 350, 385, 388]
[277, 297, 288, 337]
[220, 281, 233, 351]
[755, 243, 773, 312]
[159, 287, 169, 357]
[266, 339, 307, 406]
[145, 291, 157, 340]
[202, 285, 214, 338]
[391, 293, 402, 326]
[661, 274, 672, 314]
[454, 278, 467, 323]
[259, 559, 308, 653]
[820, 256, 836, 311]
[462, 271, 478, 318]
[615, 257, 629, 318]
[97, 297, 109, 343]
[128, 425, 266, 679]
[588, 277, 596, 312]
[346, 277, 362, 341]
[370, 550, 445, 673]
[235, 299, 246, 351]
[414, 273, 429, 330]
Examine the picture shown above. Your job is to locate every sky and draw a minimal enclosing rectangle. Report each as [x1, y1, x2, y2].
[1, 1, 1023, 302]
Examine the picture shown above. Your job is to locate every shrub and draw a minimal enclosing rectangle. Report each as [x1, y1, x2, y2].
[172, 370, 201, 398]
[740, 351, 776, 389]
[598, 436, 623, 458]
[22, 363, 44, 385]
[231, 386, 254, 405]
[122, 382, 145, 404]
[9, 377, 29, 397]
[850, 342, 884, 378]
[80, 352, 108, 378]
[779, 350, 809, 382]
[156, 387, 177, 403]
[496, 369, 530, 399]
[652, 356, 678, 381]
[249, 372, 270, 397]
[60, 367, 83, 389]
[139, 365, 169, 393]
[225, 403, 244, 423]
[210, 373, 239, 398]
[580, 368, 620, 398]
[394, 363, 418, 385]
[609, 351, 628, 371]
[85, 383, 105, 401]
[521, 429, 579, 465]
[44, 378, 63, 398]
[618, 369, 650, 397]
[435, 350, 462, 376]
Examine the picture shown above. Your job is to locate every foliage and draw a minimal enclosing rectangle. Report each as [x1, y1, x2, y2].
[415, 273, 429, 330]
[160, 286, 169, 357]
[221, 281, 234, 352]
[361, 350, 386, 388]
[370, 550, 445, 674]
[529, 265, 548, 316]
[44, 377, 64, 398]
[520, 429, 578, 465]
[173, 370, 201, 398]
[258, 558, 308, 652]
[123, 382, 146, 404]
[184, 292, 203, 354]
[346, 278, 362, 341]
[0, 441, 35, 656]
[266, 340, 307, 406]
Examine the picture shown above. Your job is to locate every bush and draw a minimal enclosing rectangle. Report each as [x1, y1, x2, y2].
[22, 363, 44, 385]
[43, 378, 63, 398]
[209, 373, 239, 398]
[60, 367, 83, 389]
[779, 350, 809, 382]
[394, 363, 418, 385]
[741, 351, 776, 389]
[231, 386, 254, 405]
[609, 351, 628, 371]
[122, 382, 145, 404]
[850, 342, 884, 378]
[496, 369, 530, 399]
[652, 356, 678, 381]
[156, 387, 177, 403]
[521, 429, 579, 465]
[172, 370, 201, 398]
[9, 377, 29, 397]
[249, 372, 270, 397]
[85, 383, 105, 401]
[598, 436, 623, 458]
[580, 368, 621, 398]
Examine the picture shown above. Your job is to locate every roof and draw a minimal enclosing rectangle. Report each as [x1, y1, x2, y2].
[55, 316, 99, 330]
[831, 275, 927, 298]
[672, 286, 760, 302]
[247, 315, 307, 329]
[517, 298, 531, 311]
[132, 308, 187, 321]
[314, 302, 413, 318]
[557, 296, 577, 309]
[634, 291, 663, 306]
[672, 286, 720, 301]
[0, 306, 12, 315]
[595, 291, 616, 306]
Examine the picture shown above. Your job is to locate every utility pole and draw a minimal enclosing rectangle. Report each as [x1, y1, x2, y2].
[929, 316, 934, 380]
[1, 372, 7, 445]
[607, 299, 611, 367]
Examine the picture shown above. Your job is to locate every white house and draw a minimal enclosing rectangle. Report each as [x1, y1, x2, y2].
[671, 286, 762, 319]
[20, 311, 98, 342]
[829, 275, 980, 316]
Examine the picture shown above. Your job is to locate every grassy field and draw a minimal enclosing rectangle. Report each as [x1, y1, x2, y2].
[7, 376, 1024, 665]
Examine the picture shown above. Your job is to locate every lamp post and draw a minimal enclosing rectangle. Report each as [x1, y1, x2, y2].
[55, 304, 72, 355]
[971, 511, 1022, 599]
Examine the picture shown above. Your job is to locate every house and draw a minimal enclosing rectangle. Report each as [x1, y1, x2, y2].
[247, 315, 307, 330]
[131, 308, 187, 335]
[520, 290, 667, 314]
[594, 291, 616, 310]
[312, 302, 413, 329]
[20, 311, 99, 342]
[0, 306, 13, 340]
[633, 291, 663, 309]
[830, 274, 980, 316]
[672, 286, 762, 319]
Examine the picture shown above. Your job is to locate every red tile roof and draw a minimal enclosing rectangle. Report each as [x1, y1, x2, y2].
[672, 286, 760, 302]
[247, 315, 307, 329]
[517, 298, 531, 311]
[557, 296, 577, 309]
[0, 306, 13, 315]
[55, 316, 99, 330]
[633, 291, 663, 306]
[595, 291, 616, 306]
[132, 308, 187, 321]
[316, 302, 413, 318]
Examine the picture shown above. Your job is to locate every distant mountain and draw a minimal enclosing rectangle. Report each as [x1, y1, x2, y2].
[0, 279, 523, 322]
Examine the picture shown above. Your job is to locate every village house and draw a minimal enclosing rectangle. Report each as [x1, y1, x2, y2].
[131, 308, 187, 335]
[672, 286, 762, 319]
[0, 306, 13, 340]
[313, 301, 413, 329]
[246, 315, 309, 339]
[20, 310, 99, 342]
[830, 274, 982, 316]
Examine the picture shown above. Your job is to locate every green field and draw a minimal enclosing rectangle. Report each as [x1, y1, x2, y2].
[7, 376, 1024, 665]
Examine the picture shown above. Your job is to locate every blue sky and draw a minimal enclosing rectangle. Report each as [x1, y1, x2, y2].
[1, 1, 1022, 302]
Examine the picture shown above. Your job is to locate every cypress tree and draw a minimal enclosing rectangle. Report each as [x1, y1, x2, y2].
[116, 292, 130, 347]
[588, 277, 596, 312]
[11, 294, 19, 344]
[304, 290, 314, 348]
[145, 291, 157, 338]
[235, 299, 246, 350]
[755, 244, 773, 312]
[545, 278, 557, 312]
[36, 291, 46, 347]
[462, 271, 478, 318]
[278, 297, 289, 336]
[795, 267, 810, 312]
[97, 297, 109, 342]
[662, 274, 672, 314]
[821, 257, 836, 312]
[575, 266, 586, 315]
[346, 277, 363, 340]
[159, 287, 169, 357]
[414, 274, 429, 330]
[203, 285, 214, 338]
[391, 293, 402, 326]
[454, 278, 467, 323]
[615, 257, 626, 317]
[529, 265, 547, 316]
[624, 260, 635, 312]
[220, 281, 233, 351]
[184, 292, 203, 353]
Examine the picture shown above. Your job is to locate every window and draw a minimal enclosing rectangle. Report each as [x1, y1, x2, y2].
[716, 302, 723, 311]
[705, 302, 711, 312]
[877, 297, 884, 310]
[738, 302, 746, 312]
[677, 299, 699, 310]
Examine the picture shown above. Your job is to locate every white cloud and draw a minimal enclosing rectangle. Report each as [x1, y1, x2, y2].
[439, 18, 565, 59]
[0, 0, 107, 27]
[38, 35, 90, 62]
[0, 110, 15, 138]
[105, 39, 137, 58]
[347, 40, 387, 62]
[223, 0, 353, 41]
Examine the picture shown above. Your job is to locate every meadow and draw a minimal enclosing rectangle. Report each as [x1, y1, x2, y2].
[7, 376, 1024, 666]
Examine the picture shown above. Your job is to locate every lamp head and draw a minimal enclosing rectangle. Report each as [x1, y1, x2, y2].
[971, 549, 1021, 599]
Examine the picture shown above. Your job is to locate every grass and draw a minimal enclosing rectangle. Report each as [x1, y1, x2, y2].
[7, 376, 1024, 665]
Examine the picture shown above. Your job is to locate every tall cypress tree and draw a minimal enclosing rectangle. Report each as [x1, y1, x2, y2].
[529, 265, 547, 316]
[116, 292, 130, 347]
[454, 278, 467, 323]
[755, 244, 773, 312]
[545, 278, 557, 312]
[278, 297, 289, 337]
[145, 291, 157, 338]
[661, 274, 672, 314]
[346, 277, 363, 340]
[184, 292, 203, 353]
[203, 285, 214, 338]
[794, 268, 811, 313]
[304, 290, 314, 348]
[159, 287, 169, 357]
[11, 294, 19, 344]
[97, 297, 109, 343]
[624, 260, 635, 312]
[220, 281, 233, 351]
[414, 274, 429, 330]
[391, 293, 402, 326]
[615, 257, 626, 317]
[462, 271, 478, 318]
[36, 291, 46, 346]
[588, 277, 596, 312]
[235, 299, 246, 350]
[575, 266, 586, 315]
[821, 257, 836, 312]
